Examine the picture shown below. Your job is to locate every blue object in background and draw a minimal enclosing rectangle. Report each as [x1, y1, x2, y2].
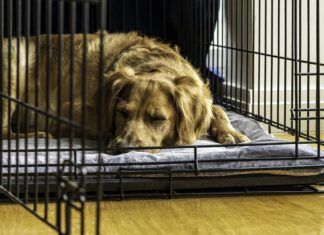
[208, 67, 224, 101]
[209, 67, 225, 83]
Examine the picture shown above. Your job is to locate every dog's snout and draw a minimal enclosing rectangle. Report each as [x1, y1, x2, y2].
[115, 141, 134, 149]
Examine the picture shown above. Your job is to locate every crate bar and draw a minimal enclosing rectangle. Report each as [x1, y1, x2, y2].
[44, 0, 52, 220]
[231, 0, 234, 108]
[199, 0, 203, 81]
[251, 0, 255, 116]
[7, 0, 12, 193]
[82, 0, 90, 170]
[276, 0, 281, 129]
[119, 168, 124, 200]
[102, 164, 324, 175]
[264, 0, 268, 122]
[168, 168, 173, 198]
[293, 0, 299, 158]
[202, 0, 206, 79]
[290, 0, 294, 133]
[55, 0, 64, 232]
[291, 108, 324, 112]
[194, 147, 199, 175]
[284, 0, 288, 131]
[207, 41, 324, 67]
[257, 0, 261, 118]
[69, 0, 76, 185]
[306, 0, 310, 139]
[292, 117, 324, 121]
[239, 0, 244, 113]
[0, 0, 3, 186]
[96, 1, 107, 234]
[81, 1, 90, 234]
[269, 0, 274, 132]
[57, 0, 64, 176]
[212, 0, 216, 99]
[296, 73, 324, 76]
[298, 0, 302, 138]
[316, 0, 321, 159]
[221, 0, 225, 104]
[245, 0, 250, 114]
[33, 0, 41, 212]
[15, 0, 22, 197]
[276, 0, 280, 129]
[225, 0, 229, 109]
[193, 0, 197, 74]
[24, 0, 31, 204]
[234, 0, 238, 112]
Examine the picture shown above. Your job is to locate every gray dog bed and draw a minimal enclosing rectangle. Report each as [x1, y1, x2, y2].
[1, 111, 324, 179]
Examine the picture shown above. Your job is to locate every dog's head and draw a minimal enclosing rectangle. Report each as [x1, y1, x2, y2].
[96, 66, 212, 154]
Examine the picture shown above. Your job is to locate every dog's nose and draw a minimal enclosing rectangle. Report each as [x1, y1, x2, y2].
[114, 141, 135, 154]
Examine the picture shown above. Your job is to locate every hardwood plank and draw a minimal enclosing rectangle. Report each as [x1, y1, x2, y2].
[0, 195, 323, 235]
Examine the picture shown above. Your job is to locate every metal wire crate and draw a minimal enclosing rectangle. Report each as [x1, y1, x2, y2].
[0, 0, 323, 234]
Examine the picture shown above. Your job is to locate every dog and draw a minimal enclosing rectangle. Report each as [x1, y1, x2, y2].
[1, 31, 249, 152]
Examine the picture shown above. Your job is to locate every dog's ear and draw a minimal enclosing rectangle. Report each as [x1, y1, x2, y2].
[92, 71, 133, 136]
[173, 76, 212, 144]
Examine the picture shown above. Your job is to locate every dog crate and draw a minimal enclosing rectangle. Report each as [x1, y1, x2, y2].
[0, 0, 323, 234]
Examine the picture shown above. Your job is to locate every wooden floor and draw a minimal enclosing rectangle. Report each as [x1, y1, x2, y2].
[0, 132, 323, 235]
[0, 194, 324, 235]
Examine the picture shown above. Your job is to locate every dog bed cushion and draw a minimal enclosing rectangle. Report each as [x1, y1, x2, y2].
[1, 111, 324, 179]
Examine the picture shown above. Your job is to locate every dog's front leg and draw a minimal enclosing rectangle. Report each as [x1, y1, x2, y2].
[209, 105, 250, 144]
[50, 102, 96, 138]
[1, 63, 17, 139]
[1, 101, 11, 138]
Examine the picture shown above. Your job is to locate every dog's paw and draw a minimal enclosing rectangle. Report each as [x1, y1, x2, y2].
[217, 130, 250, 144]
[1, 127, 10, 138]
[31, 132, 54, 139]
[8, 132, 54, 139]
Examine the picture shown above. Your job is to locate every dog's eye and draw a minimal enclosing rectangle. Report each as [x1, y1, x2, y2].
[150, 115, 167, 122]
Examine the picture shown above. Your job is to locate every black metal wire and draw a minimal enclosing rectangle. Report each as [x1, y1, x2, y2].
[251, 0, 255, 116]
[264, 0, 267, 121]
[33, 0, 41, 213]
[15, 0, 21, 197]
[269, 0, 273, 131]
[276, 0, 281, 129]
[7, 0, 12, 194]
[56, 0, 64, 231]
[0, 0, 3, 189]
[234, 0, 238, 112]
[24, 0, 31, 205]
[293, 0, 299, 159]
[44, 0, 52, 220]
[306, 0, 310, 139]
[96, 1, 107, 234]
[0, 0, 3, 188]
[245, 0, 249, 114]
[316, 0, 321, 159]
[81, 2, 89, 234]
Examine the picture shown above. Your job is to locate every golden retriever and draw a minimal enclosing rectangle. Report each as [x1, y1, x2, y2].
[1, 31, 249, 152]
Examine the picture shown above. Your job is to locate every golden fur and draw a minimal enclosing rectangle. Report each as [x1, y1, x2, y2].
[1, 31, 249, 152]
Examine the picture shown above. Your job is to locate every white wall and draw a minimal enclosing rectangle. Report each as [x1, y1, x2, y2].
[208, 0, 324, 132]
